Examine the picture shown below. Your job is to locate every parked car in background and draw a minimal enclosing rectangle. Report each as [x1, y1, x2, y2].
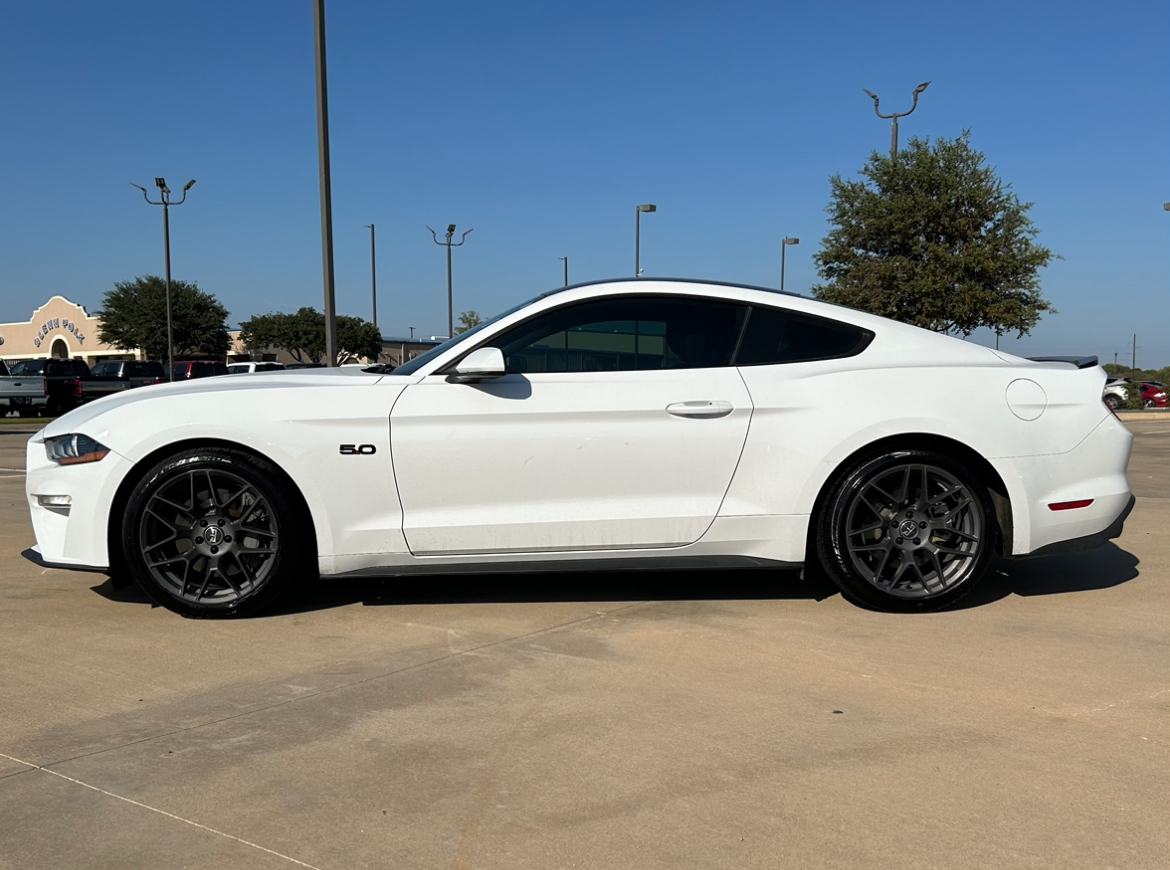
[1103, 379, 1128, 410]
[1139, 382, 1168, 408]
[89, 359, 166, 388]
[73, 360, 166, 404]
[170, 361, 229, 380]
[6, 358, 130, 416]
[227, 362, 286, 374]
[0, 359, 48, 416]
[284, 362, 326, 370]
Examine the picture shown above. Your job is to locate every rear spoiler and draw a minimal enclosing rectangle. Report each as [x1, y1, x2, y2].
[1026, 355, 1099, 369]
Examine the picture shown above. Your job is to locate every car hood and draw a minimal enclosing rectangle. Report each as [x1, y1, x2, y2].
[42, 367, 414, 438]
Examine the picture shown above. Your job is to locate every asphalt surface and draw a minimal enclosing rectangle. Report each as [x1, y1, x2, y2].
[1, 420, 1167, 870]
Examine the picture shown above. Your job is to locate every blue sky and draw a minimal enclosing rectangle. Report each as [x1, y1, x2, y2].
[2, 0, 1167, 365]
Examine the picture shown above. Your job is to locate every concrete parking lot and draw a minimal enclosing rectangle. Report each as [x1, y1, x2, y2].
[1, 419, 1167, 870]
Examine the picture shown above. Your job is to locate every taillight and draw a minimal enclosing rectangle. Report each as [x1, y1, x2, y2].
[43, 379, 50, 396]
[1049, 500, 1094, 511]
[72, 378, 83, 398]
[151, 377, 160, 385]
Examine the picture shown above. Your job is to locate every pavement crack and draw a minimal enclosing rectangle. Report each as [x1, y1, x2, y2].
[0, 751, 325, 869]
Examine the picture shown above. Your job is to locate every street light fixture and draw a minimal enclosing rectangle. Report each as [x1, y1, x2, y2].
[635, 203, 656, 276]
[427, 223, 474, 339]
[131, 177, 196, 381]
[780, 237, 799, 293]
[862, 81, 930, 157]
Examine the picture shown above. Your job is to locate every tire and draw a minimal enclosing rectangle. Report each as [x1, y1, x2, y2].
[1104, 394, 1121, 410]
[815, 448, 996, 613]
[121, 446, 313, 618]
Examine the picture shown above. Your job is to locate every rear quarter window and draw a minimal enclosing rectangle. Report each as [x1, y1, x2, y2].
[735, 307, 872, 365]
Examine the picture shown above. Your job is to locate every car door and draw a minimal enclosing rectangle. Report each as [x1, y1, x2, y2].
[390, 294, 754, 555]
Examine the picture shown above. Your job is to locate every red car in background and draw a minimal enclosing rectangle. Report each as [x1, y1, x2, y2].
[1140, 382, 1168, 408]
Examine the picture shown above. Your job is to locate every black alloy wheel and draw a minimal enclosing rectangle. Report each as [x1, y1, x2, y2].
[817, 448, 995, 612]
[122, 447, 312, 618]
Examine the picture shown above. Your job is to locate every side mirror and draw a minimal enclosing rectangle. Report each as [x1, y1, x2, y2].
[446, 346, 507, 383]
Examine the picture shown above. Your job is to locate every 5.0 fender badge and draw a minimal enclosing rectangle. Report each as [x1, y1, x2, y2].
[339, 444, 377, 455]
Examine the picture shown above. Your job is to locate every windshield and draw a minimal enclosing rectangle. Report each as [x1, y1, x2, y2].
[90, 361, 120, 376]
[392, 294, 545, 376]
[9, 360, 46, 376]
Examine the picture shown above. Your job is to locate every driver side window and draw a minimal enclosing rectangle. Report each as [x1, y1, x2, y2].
[488, 296, 747, 374]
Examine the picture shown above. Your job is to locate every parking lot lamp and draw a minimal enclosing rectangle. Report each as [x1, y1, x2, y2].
[131, 177, 195, 381]
[635, 204, 656, 276]
[862, 81, 930, 157]
[427, 224, 474, 339]
[559, 256, 569, 286]
[780, 237, 799, 293]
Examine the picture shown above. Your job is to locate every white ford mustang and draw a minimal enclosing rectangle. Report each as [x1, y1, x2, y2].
[25, 279, 1134, 618]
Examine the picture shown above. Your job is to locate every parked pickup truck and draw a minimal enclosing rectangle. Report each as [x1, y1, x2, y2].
[0, 359, 48, 416]
[3, 358, 138, 416]
[86, 359, 166, 395]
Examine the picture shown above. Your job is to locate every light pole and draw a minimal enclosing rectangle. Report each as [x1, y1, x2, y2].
[131, 178, 195, 381]
[365, 223, 378, 329]
[427, 224, 473, 339]
[862, 81, 930, 157]
[635, 204, 656, 276]
[780, 237, 799, 293]
[313, 0, 339, 365]
[558, 256, 569, 286]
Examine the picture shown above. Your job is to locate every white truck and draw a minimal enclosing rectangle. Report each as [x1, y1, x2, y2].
[0, 359, 48, 416]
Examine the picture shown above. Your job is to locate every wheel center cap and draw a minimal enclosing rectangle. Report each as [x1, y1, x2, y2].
[899, 520, 919, 539]
[204, 526, 224, 546]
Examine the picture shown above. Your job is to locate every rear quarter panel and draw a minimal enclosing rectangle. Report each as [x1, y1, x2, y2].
[724, 345, 1110, 526]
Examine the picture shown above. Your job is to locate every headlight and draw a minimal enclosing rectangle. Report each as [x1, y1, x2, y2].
[45, 434, 110, 465]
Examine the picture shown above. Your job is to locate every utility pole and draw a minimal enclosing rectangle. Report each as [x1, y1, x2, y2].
[131, 178, 196, 380]
[313, 0, 339, 365]
[1132, 334, 1137, 374]
[862, 81, 930, 157]
[427, 224, 473, 339]
[365, 223, 378, 329]
[558, 256, 569, 287]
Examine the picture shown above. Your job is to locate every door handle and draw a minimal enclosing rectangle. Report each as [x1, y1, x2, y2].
[666, 400, 734, 419]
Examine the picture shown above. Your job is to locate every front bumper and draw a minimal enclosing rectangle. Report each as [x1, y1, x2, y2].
[25, 433, 134, 570]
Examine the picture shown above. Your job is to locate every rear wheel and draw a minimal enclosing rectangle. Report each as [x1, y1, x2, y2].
[816, 448, 995, 613]
[1104, 394, 1122, 410]
[121, 447, 312, 618]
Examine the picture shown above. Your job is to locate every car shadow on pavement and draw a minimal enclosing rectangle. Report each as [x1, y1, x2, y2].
[956, 542, 1140, 609]
[89, 543, 1140, 617]
[264, 566, 839, 617]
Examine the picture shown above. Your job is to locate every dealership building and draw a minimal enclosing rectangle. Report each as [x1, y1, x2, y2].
[0, 296, 142, 365]
[3, 295, 444, 369]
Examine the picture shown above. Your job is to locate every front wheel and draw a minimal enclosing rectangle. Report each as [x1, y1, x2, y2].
[816, 448, 996, 613]
[1104, 394, 1122, 410]
[122, 447, 313, 618]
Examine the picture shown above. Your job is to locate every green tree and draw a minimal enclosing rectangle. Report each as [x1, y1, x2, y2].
[337, 315, 383, 362]
[97, 276, 231, 361]
[812, 132, 1057, 337]
[455, 310, 483, 334]
[239, 307, 382, 363]
[239, 308, 326, 363]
